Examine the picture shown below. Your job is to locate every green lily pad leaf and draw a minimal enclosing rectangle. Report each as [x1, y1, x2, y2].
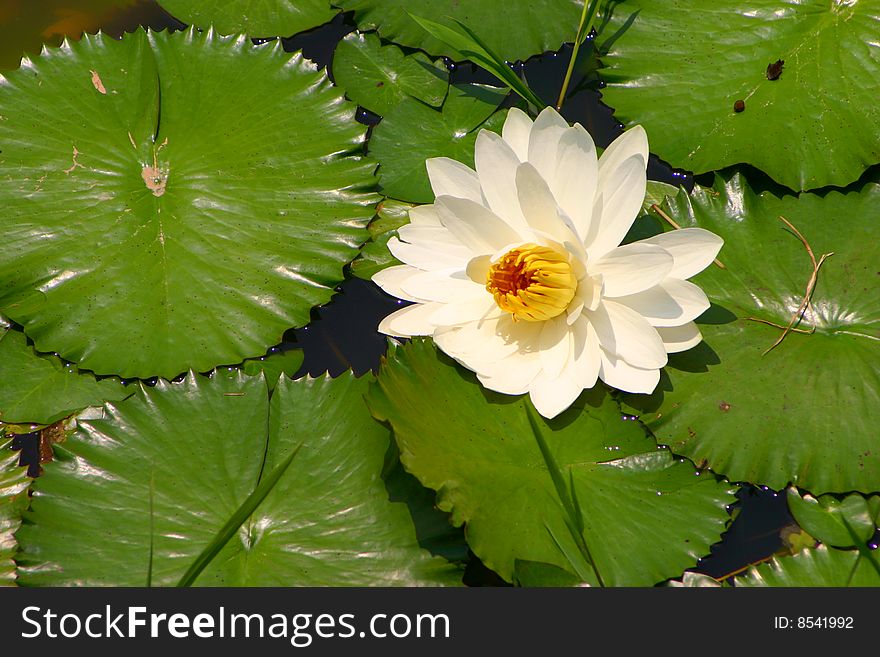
[787, 489, 879, 549]
[384, 455, 469, 564]
[240, 348, 303, 390]
[0, 29, 377, 379]
[214, 346, 304, 392]
[642, 181, 682, 214]
[0, 329, 130, 425]
[514, 559, 585, 587]
[370, 83, 507, 203]
[16, 370, 461, 586]
[737, 544, 880, 587]
[599, 0, 880, 190]
[1, 437, 31, 586]
[337, 0, 584, 63]
[332, 31, 448, 117]
[158, 0, 338, 37]
[367, 340, 735, 585]
[622, 173, 880, 494]
[350, 199, 412, 280]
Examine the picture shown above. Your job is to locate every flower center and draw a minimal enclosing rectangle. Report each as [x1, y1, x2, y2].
[486, 244, 577, 322]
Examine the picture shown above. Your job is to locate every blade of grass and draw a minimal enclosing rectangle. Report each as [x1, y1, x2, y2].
[176, 443, 303, 587]
[545, 522, 598, 585]
[556, 0, 600, 109]
[841, 516, 880, 582]
[526, 404, 604, 586]
[408, 13, 545, 109]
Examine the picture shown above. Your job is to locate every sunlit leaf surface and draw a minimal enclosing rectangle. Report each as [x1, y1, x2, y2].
[622, 174, 880, 494]
[599, 0, 880, 190]
[0, 437, 31, 586]
[0, 29, 377, 378]
[337, 0, 585, 63]
[332, 31, 448, 117]
[369, 340, 735, 585]
[0, 328, 130, 425]
[16, 371, 461, 586]
[158, 0, 338, 37]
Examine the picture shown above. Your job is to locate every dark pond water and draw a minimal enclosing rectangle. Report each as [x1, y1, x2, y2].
[1, 0, 796, 586]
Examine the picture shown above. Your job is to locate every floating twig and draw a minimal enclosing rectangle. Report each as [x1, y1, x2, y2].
[760, 215, 833, 356]
[745, 317, 814, 334]
[649, 204, 726, 269]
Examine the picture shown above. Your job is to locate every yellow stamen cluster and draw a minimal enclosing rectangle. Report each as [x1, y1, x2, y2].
[486, 244, 577, 321]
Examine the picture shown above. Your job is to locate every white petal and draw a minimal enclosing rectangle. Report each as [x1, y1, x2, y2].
[426, 157, 483, 202]
[476, 352, 542, 395]
[429, 294, 497, 327]
[529, 366, 584, 419]
[657, 322, 703, 353]
[597, 125, 648, 178]
[377, 303, 440, 337]
[638, 228, 723, 280]
[435, 317, 519, 365]
[434, 316, 516, 358]
[401, 269, 484, 303]
[527, 106, 569, 185]
[553, 124, 598, 240]
[538, 316, 572, 379]
[587, 153, 647, 258]
[598, 350, 661, 394]
[586, 300, 667, 369]
[501, 107, 533, 161]
[466, 254, 491, 283]
[408, 205, 442, 226]
[372, 264, 422, 302]
[612, 279, 710, 327]
[571, 316, 601, 389]
[474, 130, 528, 232]
[397, 224, 467, 250]
[515, 162, 582, 247]
[589, 243, 673, 297]
[387, 236, 470, 271]
[435, 195, 522, 254]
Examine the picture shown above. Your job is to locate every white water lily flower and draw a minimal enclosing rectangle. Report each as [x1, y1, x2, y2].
[373, 106, 723, 418]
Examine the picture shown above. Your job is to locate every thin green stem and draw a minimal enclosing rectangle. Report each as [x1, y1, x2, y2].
[556, 0, 600, 110]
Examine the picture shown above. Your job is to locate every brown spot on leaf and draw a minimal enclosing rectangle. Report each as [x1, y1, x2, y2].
[766, 59, 784, 80]
[687, 427, 696, 438]
[39, 420, 68, 465]
[142, 165, 168, 197]
[90, 69, 107, 94]
[719, 401, 731, 412]
[733, 99, 745, 113]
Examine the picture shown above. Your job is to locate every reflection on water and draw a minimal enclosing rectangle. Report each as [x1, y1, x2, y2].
[0, 0, 177, 70]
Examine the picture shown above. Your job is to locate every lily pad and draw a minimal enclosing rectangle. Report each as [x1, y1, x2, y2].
[332, 31, 448, 117]
[621, 174, 880, 494]
[16, 370, 461, 586]
[0, 437, 30, 586]
[599, 0, 880, 190]
[370, 83, 507, 203]
[787, 489, 879, 549]
[336, 0, 585, 63]
[737, 544, 880, 587]
[0, 28, 377, 379]
[349, 199, 411, 280]
[367, 339, 735, 585]
[158, 0, 338, 37]
[0, 328, 130, 425]
[215, 346, 304, 392]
